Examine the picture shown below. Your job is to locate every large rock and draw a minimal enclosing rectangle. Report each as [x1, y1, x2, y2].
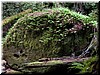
[3, 8, 97, 73]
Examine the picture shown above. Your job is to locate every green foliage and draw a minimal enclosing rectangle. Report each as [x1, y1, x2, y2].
[69, 56, 98, 74]
[54, 8, 97, 26]
[2, 2, 23, 19]
[3, 2, 98, 19]
[2, 2, 56, 19]
[88, 9, 98, 21]
[83, 3, 98, 11]
[55, 3, 98, 15]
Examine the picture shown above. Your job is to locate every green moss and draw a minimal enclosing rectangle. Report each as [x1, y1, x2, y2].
[2, 9, 32, 26]
[3, 9, 32, 38]
[25, 60, 63, 66]
[53, 8, 97, 27]
[3, 8, 97, 72]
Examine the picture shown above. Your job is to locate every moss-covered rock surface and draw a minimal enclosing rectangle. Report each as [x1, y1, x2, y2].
[3, 8, 98, 74]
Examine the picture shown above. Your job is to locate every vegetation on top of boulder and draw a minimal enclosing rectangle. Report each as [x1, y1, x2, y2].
[3, 7, 98, 73]
[53, 8, 97, 27]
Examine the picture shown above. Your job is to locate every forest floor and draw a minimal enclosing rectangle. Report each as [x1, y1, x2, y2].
[2, 56, 90, 74]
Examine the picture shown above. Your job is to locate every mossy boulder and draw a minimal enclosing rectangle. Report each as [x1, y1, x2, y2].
[3, 8, 97, 73]
[3, 9, 32, 37]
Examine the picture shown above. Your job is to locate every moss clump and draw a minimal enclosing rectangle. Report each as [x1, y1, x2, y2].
[3, 8, 97, 72]
[2, 9, 32, 26]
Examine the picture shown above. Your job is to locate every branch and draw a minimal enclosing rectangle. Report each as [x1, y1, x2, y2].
[78, 34, 97, 58]
[22, 57, 90, 68]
